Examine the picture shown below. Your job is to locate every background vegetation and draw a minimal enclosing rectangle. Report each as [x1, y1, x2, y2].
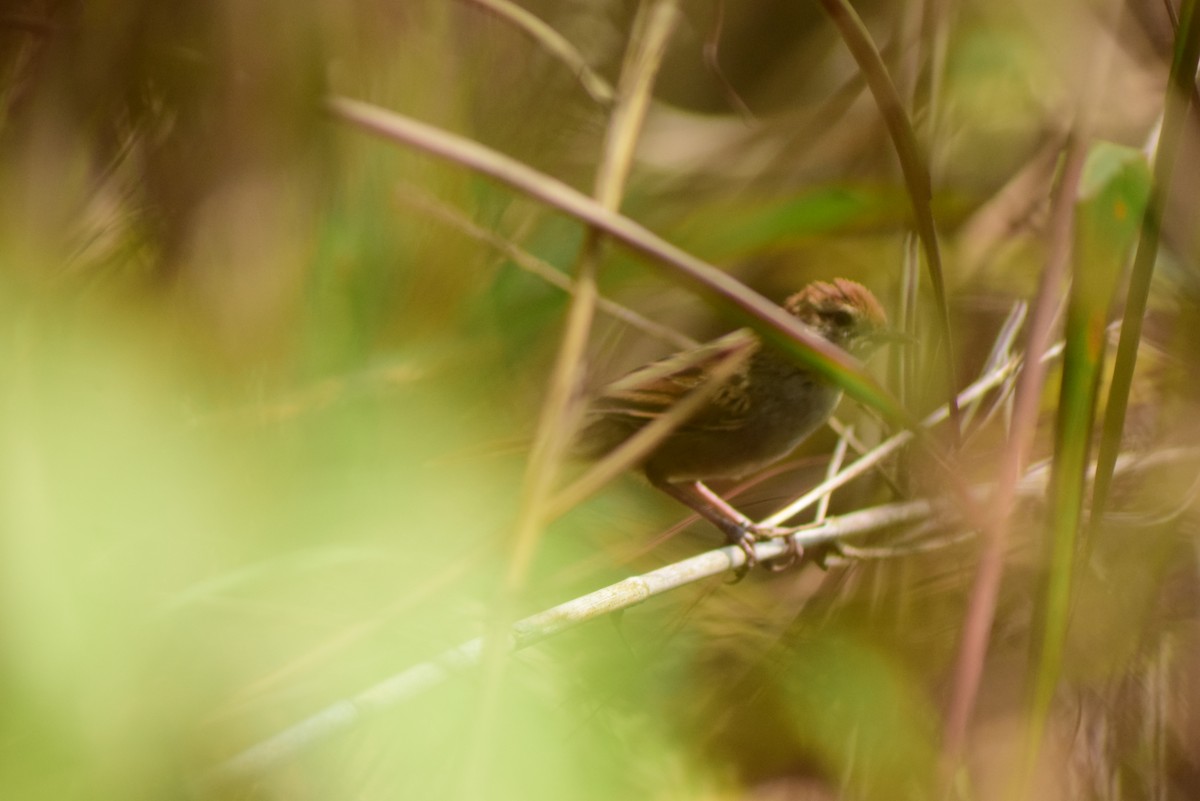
[1, 1, 1198, 799]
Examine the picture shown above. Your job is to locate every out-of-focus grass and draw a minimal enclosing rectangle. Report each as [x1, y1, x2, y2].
[0, 277, 517, 797]
[1, 1, 1198, 800]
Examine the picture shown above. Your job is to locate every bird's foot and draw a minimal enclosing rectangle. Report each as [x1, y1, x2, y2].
[719, 523, 810, 579]
[745, 522, 815, 572]
[715, 523, 759, 583]
[762, 536, 803, 572]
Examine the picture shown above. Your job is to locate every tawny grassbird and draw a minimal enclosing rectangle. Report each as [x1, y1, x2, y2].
[579, 279, 893, 565]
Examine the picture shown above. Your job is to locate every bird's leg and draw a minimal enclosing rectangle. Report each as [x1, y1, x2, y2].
[646, 471, 809, 575]
[646, 473, 759, 567]
[646, 473, 804, 567]
[685, 481, 807, 572]
[687, 481, 804, 542]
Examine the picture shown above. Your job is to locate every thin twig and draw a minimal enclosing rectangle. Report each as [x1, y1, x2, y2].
[758, 314, 1082, 535]
[961, 300, 1027, 431]
[816, 425, 853, 523]
[759, 345, 1028, 529]
[460, 0, 615, 105]
[701, 0, 755, 121]
[393, 187, 696, 349]
[827, 416, 904, 497]
[942, 135, 1088, 764]
[839, 529, 974, 560]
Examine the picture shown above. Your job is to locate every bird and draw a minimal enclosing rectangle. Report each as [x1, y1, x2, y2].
[577, 278, 894, 566]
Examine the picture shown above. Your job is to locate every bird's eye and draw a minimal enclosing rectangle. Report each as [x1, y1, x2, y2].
[823, 308, 855, 327]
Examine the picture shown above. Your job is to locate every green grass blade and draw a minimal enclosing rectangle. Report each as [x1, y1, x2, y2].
[1021, 142, 1151, 790]
[1091, 0, 1200, 521]
[816, 0, 961, 441]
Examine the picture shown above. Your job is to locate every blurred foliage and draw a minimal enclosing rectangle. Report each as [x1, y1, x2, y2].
[1, 1, 1199, 800]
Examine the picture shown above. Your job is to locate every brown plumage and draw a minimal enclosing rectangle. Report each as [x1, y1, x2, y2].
[579, 279, 891, 563]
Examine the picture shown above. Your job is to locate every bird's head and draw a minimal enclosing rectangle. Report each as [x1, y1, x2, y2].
[784, 278, 897, 355]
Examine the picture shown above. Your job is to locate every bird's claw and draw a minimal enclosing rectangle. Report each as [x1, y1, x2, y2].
[747, 524, 807, 573]
[762, 536, 803, 572]
[720, 527, 759, 583]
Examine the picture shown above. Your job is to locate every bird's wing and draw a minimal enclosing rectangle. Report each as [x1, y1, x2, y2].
[590, 329, 758, 429]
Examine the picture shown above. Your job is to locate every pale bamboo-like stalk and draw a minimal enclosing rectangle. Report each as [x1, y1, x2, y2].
[200, 443, 1198, 789]
[496, 0, 680, 630]
[199, 496, 932, 790]
[466, 3, 682, 795]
